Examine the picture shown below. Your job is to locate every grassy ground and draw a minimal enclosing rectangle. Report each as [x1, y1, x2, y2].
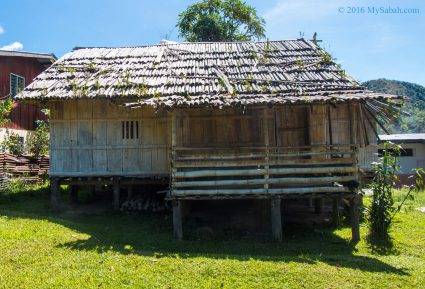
[0, 184, 424, 288]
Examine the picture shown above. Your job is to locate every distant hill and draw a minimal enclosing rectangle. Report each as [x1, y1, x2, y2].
[362, 79, 425, 133]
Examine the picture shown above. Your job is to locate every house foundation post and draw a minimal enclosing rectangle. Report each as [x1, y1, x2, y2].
[332, 197, 340, 226]
[70, 185, 78, 203]
[173, 200, 183, 241]
[127, 185, 134, 200]
[50, 177, 61, 209]
[314, 198, 324, 214]
[113, 178, 120, 211]
[271, 198, 282, 242]
[350, 195, 360, 242]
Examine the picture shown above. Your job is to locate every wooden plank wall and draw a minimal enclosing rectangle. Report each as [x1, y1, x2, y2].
[49, 100, 170, 176]
[49, 101, 367, 177]
[181, 107, 266, 147]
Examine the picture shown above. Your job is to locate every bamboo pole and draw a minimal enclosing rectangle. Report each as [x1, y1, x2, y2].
[174, 157, 356, 168]
[173, 175, 357, 188]
[173, 186, 351, 196]
[173, 166, 357, 178]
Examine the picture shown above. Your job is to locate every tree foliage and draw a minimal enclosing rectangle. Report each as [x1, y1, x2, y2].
[0, 97, 13, 126]
[367, 142, 400, 240]
[1, 130, 25, 156]
[26, 120, 49, 158]
[177, 0, 266, 42]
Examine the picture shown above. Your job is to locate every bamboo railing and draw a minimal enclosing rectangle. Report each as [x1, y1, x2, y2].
[170, 145, 358, 198]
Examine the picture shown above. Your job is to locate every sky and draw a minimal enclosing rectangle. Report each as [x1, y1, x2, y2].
[0, 0, 424, 85]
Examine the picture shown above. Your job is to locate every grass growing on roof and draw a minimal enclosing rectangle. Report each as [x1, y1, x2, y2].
[0, 183, 424, 288]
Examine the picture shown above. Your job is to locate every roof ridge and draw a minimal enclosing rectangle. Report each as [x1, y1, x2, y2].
[71, 39, 317, 51]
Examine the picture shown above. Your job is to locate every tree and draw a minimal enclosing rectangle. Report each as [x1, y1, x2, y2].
[0, 97, 13, 126]
[26, 120, 49, 158]
[177, 0, 266, 42]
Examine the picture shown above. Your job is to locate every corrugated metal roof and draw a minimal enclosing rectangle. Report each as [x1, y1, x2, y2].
[17, 40, 399, 108]
[379, 134, 425, 143]
[0, 50, 57, 61]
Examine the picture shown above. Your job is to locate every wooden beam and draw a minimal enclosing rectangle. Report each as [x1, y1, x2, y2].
[173, 200, 183, 241]
[50, 177, 61, 209]
[263, 108, 270, 194]
[271, 198, 282, 242]
[350, 196, 360, 242]
[349, 103, 357, 145]
[113, 178, 120, 211]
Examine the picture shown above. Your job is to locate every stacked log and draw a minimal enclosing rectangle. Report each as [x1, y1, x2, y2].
[0, 153, 49, 184]
[121, 193, 170, 213]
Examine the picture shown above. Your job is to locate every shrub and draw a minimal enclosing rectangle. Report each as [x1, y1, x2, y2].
[26, 120, 49, 158]
[368, 142, 400, 240]
[0, 129, 25, 156]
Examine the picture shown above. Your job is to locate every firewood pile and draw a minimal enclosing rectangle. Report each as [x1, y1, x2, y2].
[120, 193, 170, 213]
[0, 153, 49, 184]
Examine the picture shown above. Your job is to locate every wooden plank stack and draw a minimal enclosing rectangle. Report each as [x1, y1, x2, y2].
[0, 153, 49, 184]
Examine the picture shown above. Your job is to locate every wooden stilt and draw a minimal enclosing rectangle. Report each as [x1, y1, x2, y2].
[350, 196, 360, 242]
[271, 198, 282, 242]
[113, 178, 120, 211]
[314, 198, 324, 214]
[70, 185, 78, 203]
[50, 177, 61, 209]
[307, 197, 313, 207]
[173, 200, 183, 241]
[127, 185, 133, 200]
[332, 198, 340, 226]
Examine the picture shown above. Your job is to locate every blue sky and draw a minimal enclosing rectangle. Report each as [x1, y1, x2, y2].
[0, 0, 423, 85]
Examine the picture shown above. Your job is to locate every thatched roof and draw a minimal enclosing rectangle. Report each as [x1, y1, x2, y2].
[17, 39, 398, 108]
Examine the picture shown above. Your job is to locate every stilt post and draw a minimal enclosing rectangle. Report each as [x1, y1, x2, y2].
[173, 200, 183, 241]
[271, 198, 282, 242]
[314, 198, 324, 214]
[127, 185, 133, 200]
[50, 177, 61, 209]
[70, 185, 78, 203]
[350, 195, 360, 242]
[113, 177, 120, 211]
[332, 197, 340, 226]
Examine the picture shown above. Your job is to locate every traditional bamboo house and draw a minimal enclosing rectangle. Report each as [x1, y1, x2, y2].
[17, 40, 400, 241]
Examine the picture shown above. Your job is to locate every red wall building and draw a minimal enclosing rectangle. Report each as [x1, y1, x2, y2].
[0, 50, 56, 135]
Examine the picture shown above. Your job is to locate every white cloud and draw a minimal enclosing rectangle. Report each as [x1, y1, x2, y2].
[1, 41, 24, 51]
[0, 25, 4, 35]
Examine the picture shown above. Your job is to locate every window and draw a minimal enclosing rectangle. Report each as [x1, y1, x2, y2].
[122, 121, 139, 139]
[10, 73, 25, 98]
[378, 148, 414, 157]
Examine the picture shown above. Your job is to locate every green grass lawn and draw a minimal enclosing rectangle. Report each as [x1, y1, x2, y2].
[0, 184, 424, 289]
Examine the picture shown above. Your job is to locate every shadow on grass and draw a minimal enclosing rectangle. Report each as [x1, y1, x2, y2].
[0, 185, 409, 276]
[366, 233, 399, 256]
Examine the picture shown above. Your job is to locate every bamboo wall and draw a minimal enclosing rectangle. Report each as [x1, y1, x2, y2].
[49, 100, 170, 176]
